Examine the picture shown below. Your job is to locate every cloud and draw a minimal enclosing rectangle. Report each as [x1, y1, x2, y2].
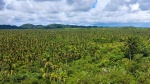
[104, 0, 150, 12]
[139, 0, 150, 11]
[0, 0, 150, 26]
[104, 0, 139, 12]
[33, 0, 62, 1]
[66, 0, 97, 11]
[130, 3, 140, 11]
[0, 0, 5, 10]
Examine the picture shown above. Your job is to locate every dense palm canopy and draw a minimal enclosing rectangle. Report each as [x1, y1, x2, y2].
[0, 28, 150, 84]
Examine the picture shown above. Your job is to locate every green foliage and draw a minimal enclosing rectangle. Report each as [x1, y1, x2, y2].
[125, 36, 141, 60]
[0, 28, 150, 83]
[124, 36, 149, 60]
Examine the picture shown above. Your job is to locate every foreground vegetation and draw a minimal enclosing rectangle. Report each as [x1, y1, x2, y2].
[0, 28, 150, 84]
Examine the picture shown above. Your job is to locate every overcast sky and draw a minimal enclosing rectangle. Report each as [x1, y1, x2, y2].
[0, 0, 150, 26]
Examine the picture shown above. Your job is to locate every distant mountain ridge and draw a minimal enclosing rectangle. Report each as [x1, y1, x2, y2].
[0, 24, 99, 29]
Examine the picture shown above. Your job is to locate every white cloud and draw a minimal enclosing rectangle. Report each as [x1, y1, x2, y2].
[130, 3, 140, 11]
[0, 0, 150, 26]
[119, 5, 128, 11]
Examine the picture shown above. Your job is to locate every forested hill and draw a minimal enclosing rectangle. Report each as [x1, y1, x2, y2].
[0, 24, 99, 29]
[0, 25, 20, 29]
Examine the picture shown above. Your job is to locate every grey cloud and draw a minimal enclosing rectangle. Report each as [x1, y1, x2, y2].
[126, 0, 138, 4]
[104, 0, 126, 11]
[104, 0, 139, 11]
[139, 1, 150, 10]
[67, 0, 74, 5]
[5, 5, 15, 10]
[105, 0, 150, 11]
[33, 0, 61, 1]
[0, 0, 5, 10]
[0, 0, 5, 4]
[16, 0, 61, 2]
[66, 0, 97, 11]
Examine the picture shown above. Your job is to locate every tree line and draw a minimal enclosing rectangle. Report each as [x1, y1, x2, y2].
[0, 24, 99, 29]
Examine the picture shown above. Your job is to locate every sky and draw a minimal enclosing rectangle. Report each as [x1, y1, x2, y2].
[0, 0, 150, 27]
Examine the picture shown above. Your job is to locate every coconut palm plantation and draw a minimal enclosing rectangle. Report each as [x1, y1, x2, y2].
[0, 28, 150, 83]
